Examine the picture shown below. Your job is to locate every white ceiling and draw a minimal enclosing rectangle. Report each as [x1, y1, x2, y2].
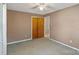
[7, 3, 78, 15]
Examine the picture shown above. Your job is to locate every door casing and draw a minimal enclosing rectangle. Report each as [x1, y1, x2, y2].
[31, 16, 50, 39]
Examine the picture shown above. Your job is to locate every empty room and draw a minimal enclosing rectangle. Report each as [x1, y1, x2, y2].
[7, 3, 79, 55]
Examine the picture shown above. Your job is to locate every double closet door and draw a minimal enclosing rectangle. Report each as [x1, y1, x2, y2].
[32, 17, 44, 39]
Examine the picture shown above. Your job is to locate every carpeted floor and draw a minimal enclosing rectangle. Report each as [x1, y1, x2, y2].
[7, 38, 79, 55]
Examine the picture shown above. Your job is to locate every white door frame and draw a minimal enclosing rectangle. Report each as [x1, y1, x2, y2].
[31, 16, 32, 40]
[31, 16, 50, 39]
[2, 3, 7, 55]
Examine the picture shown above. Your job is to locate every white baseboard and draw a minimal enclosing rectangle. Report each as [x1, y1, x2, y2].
[49, 39, 79, 52]
[7, 39, 32, 45]
[44, 34, 50, 38]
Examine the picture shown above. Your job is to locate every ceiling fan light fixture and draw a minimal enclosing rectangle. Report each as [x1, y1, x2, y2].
[39, 7, 44, 11]
[32, 3, 52, 11]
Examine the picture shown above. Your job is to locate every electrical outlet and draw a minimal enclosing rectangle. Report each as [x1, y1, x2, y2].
[70, 40, 72, 43]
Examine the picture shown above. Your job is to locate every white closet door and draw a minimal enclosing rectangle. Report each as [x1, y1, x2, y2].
[0, 4, 3, 55]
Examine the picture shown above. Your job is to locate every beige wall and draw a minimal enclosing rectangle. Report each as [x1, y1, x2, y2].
[7, 5, 79, 49]
[47, 5, 79, 49]
[7, 10, 42, 43]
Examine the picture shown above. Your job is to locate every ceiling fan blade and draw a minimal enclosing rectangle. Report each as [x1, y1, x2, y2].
[46, 5, 54, 9]
[31, 5, 39, 9]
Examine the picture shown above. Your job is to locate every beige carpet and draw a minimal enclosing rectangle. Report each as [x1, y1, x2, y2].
[7, 38, 79, 55]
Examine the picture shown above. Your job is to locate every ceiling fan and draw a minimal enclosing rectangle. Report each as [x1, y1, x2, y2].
[31, 3, 53, 11]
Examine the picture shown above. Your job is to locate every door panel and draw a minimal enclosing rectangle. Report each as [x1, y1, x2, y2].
[37, 18, 44, 38]
[32, 18, 38, 39]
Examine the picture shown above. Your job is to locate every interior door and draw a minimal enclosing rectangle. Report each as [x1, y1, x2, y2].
[32, 17, 38, 39]
[32, 17, 44, 39]
[37, 18, 44, 38]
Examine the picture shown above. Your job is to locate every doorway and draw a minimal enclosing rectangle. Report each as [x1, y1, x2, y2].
[32, 17, 44, 39]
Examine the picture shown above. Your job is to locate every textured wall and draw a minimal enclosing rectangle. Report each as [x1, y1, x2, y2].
[7, 10, 42, 43]
[48, 5, 79, 49]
